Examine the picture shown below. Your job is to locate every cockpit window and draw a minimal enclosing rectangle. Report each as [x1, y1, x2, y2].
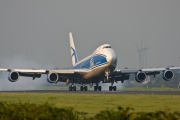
[103, 46, 111, 49]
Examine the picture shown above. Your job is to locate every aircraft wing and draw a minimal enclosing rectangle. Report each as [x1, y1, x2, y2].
[0, 68, 90, 82]
[0, 68, 89, 74]
[112, 67, 180, 83]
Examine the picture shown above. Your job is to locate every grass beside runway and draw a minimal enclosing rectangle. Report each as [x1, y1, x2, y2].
[0, 92, 179, 117]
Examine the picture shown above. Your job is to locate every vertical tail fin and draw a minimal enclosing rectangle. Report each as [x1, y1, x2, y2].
[69, 32, 78, 66]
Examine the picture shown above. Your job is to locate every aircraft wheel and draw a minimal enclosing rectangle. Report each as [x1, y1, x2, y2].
[109, 86, 112, 91]
[98, 86, 102, 91]
[73, 86, 76, 91]
[113, 86, 116, 91]
[84, 86, 88, 91]
[80, 86, 83, 91]
[94, 86, 97, 91]
[69, 86, 72, 91]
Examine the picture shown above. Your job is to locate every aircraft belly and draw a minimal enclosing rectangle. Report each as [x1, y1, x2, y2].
[83, 65, 107, 79]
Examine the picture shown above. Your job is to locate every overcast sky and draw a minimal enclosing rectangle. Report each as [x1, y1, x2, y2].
[0, 0, 180, 69]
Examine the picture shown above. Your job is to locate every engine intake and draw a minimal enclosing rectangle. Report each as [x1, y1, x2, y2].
[135, 72, 147, 83]
[163, 70, 174, 81]
[47, 73, 59, 83]
[8, 72, 19, 82]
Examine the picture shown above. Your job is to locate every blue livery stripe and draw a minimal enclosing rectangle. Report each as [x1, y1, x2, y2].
[72, 54, 107, 69]
[71, 47, 78, 63]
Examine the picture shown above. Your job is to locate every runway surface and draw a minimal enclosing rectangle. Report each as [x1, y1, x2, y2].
[0, 90, 180, 95]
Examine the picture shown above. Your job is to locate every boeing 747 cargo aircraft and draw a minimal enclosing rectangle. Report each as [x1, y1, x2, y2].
[0, 33, 179, 91]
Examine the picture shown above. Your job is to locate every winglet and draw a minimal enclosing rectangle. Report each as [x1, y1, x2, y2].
[69, 32, 78, 66]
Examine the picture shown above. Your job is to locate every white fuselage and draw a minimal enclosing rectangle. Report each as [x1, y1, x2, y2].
[72, 44, 117, 79]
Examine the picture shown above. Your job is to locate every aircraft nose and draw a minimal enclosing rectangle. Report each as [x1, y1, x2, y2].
[106, 49, 117, 66]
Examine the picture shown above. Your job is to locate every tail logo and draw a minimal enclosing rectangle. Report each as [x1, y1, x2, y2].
[71, 47, 78, 63]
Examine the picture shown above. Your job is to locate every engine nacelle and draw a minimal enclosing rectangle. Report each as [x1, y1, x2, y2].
[8, 71, 19, 82]
[47, 73, 59, 83]
[163, 70, 174, 81]
[135, 72, 147, 83]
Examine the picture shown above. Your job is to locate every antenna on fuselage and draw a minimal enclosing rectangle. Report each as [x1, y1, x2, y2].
[69, 32, 78, 66]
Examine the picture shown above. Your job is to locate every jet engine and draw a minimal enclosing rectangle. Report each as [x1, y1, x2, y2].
[47, 73, 59, 83]
[8, 71, 19, 82]
[163, 70, 174, 81]
[135, 71, 147, 83]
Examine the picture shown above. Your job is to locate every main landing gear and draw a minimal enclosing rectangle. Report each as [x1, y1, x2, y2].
[94, 86, 102, 91]
[109, 86, 116, 91]
[69, 82, 88, 91]
[69, 83, 76, 91]
[69, 85, 88, 91]
[69, 86, 76, 91]
[94, 83, 101, 91]
[109, 81, 116, 91]
[80, 85, 88, 91]
[68, 80, 117, 91]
